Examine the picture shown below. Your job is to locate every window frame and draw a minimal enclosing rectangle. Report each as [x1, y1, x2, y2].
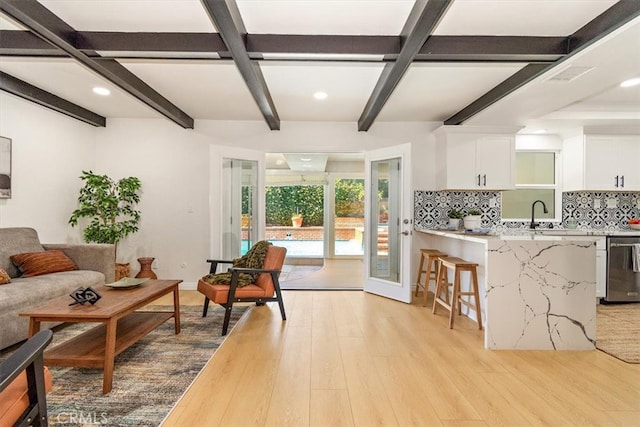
[501, 149, 562, 223]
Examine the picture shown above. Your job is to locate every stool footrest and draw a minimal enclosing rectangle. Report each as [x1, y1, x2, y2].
[458, 299, 478, 310]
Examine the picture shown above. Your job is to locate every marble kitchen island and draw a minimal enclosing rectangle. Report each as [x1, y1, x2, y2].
[416, 229, 600, 350]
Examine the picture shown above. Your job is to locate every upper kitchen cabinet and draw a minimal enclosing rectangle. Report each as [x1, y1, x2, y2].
[434, 126, 519, 191]
[564, 134, 640, 192]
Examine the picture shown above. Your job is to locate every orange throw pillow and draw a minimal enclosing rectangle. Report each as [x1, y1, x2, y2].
[0, 268, 10, 284]
[10, 250, 79, 278]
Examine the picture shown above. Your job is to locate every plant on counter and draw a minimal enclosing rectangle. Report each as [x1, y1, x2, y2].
[448, 208, 464, 219]
[463, 208, 482, 230]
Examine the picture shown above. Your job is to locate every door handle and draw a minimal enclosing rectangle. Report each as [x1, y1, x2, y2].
[400, 230, 410, 236]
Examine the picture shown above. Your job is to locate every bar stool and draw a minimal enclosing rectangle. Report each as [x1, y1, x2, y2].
[432, 256, 483, 330]
[414, 249, 448, 306]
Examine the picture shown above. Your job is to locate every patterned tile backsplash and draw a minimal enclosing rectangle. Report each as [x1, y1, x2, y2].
[414, 190, 640, 231]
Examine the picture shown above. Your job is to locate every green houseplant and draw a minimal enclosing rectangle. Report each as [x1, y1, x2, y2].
[69, 171, 142, 279]
[447, 208, 463, 229]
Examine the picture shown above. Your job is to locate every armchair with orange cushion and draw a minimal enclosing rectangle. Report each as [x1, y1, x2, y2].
[197, 241, 287, 335]
[0, 330, 53, 427]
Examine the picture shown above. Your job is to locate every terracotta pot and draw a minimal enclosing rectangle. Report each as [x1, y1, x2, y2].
[115, 262, 130, 281]
[135, 257, 157, 280]
[291, 216, 303, 228]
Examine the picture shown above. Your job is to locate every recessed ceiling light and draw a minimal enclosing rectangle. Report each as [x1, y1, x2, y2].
[313, 91, 328, 100]
[92, 86, 111, 96]
[300, 157, 312, 162]
[620, 77, 640, 88]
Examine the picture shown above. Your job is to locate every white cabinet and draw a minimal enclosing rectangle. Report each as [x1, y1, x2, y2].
[435, 126, 517, 190]
[595, 247, 606, 298]
[564, 135, 640, 191]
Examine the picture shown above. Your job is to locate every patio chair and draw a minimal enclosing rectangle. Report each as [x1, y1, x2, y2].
[0, 330, 53, 427]
[197, 243, 287, 335]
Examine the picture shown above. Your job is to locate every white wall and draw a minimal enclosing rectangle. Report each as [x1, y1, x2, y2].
[1, 97, 439, 287]
[0, 94, 96, 242]
[94, 119, 212, 284]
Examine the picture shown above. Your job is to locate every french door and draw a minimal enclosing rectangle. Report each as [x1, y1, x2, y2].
[364, 144, 412, 303]
[211, 146, 265, 259]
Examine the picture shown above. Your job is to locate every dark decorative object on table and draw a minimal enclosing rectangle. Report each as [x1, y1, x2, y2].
[69, 287, 102, 306]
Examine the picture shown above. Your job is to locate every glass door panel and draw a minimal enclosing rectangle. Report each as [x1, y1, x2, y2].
[334, 178, 365, 256]
[222, 158, 258, 258]
[369, 159, 399, 281]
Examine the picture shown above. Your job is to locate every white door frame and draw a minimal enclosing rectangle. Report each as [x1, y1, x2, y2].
[364, 143, 412, 303]
[209, 146, 265, 258]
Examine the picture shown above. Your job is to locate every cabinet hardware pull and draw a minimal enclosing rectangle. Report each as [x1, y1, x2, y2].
[483, 174, 486, 186]
[615, 176, 619, 187]
[477, 174, 481, 186]
[621, 175, 624, 187]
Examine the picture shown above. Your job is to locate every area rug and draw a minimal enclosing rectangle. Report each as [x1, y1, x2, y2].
[1, 305, 248, 426]
[596, 303, 640, 364]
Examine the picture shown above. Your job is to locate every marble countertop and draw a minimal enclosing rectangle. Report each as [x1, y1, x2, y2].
[415, 227, 640, 243]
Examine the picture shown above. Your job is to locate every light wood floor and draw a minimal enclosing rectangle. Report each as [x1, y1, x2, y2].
[160, 290, 640, 427]
[281, 259, 363, 289]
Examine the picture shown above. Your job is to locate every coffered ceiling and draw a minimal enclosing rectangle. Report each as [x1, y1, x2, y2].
[0, 0, 639, 135]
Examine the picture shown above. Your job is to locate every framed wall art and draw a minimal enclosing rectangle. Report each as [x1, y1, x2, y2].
[0, 136, 11, 199]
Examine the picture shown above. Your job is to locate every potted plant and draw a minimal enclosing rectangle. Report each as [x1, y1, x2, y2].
[241, 214, 251, 228]
[464, 208, 482, 230]
[448, 208, 463, 229]
[69, 170, 142, 280]
[291, 211, 303, 228]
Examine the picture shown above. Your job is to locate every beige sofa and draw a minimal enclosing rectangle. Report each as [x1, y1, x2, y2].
[0, 227, 115, 350]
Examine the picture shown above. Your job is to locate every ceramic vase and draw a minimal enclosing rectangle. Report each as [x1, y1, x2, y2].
[135, 257, 157, 280]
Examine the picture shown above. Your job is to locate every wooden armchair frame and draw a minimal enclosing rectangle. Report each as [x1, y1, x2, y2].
[199, 246, 287, 335]
[0, 330, 53, 427]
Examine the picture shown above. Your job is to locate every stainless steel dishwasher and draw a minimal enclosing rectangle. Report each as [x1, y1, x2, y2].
[605, 236, 640, 302]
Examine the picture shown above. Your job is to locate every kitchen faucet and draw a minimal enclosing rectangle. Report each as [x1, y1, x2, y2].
[530, 200, 548, 229]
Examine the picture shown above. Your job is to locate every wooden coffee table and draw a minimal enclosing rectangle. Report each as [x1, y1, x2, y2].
[20, 279, 181, 394]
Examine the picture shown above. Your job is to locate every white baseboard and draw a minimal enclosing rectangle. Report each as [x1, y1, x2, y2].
[179, 281, 197, 290]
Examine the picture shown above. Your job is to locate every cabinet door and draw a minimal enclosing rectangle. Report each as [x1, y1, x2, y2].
[618, 138, 640, 191]
[475, 136, 515, 190]
[584, 137, 620, 190]
[442, 136, 478, 189]
[585, 136, 640, 190]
